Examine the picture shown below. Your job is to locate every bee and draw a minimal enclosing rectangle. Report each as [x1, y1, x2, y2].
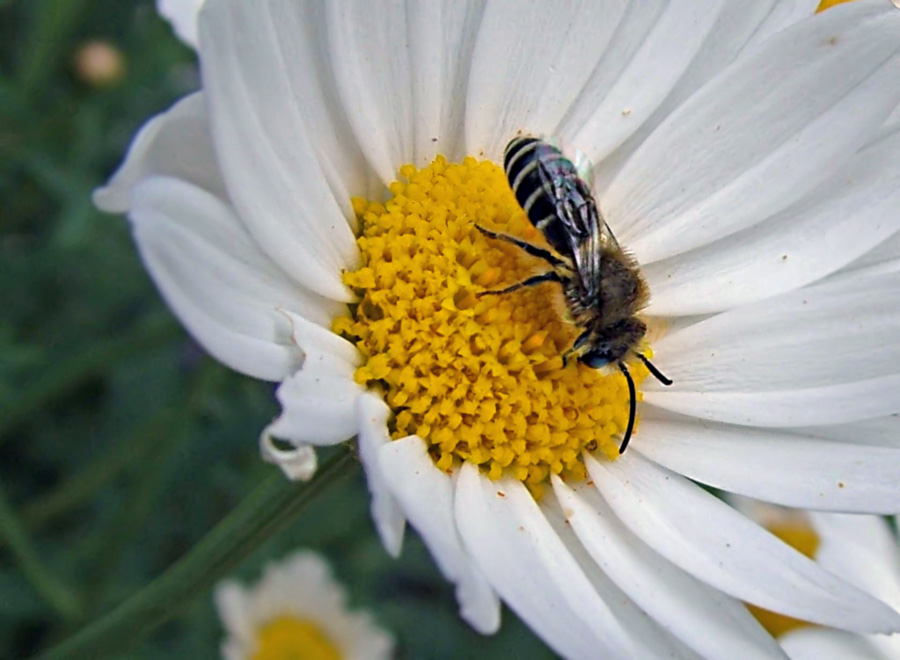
[477, 136, 672, 453]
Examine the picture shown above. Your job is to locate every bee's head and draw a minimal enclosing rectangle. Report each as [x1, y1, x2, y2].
[578, 349, 612, 369]
[576, 318, 647, 370]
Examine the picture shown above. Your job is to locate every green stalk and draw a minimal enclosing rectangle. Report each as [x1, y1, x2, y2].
[36, 446, 357, 660]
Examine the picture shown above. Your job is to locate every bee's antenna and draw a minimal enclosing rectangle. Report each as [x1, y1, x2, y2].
[618, 362, 636, 454]
[637, 353, 673, 386]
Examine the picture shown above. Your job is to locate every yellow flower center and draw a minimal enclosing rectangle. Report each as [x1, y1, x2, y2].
[336, 156, 650, 491]
[251, 616, 342, 660]
[747, 520, 821, 637]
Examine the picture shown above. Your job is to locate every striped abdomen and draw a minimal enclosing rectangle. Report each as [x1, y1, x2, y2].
[503, 137, 595, 257]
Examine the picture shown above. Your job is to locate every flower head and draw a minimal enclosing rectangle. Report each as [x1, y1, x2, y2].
[779, 513, 900, 659]
[99, 1, 900, 658]
[737, 500, 900, 659]
[215, 551, 393, 660]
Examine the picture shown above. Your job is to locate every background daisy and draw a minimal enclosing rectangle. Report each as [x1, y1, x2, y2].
[780, 513, 900, 660]
[215, 550, 394, 660]
[735, 500, 900, 660]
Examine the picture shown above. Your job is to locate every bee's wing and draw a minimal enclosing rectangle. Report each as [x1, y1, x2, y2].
[531, 144, 609, 304]
[572, 204, 603, 303]
[600, 214, 621, 251]
[555, 176, 606, 303]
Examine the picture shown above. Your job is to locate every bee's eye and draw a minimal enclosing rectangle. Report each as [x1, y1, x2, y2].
[580, 351, 609, 369]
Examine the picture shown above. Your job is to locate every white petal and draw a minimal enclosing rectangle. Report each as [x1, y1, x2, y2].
[561, 0, 727, 165]
[872, 98, 900, 144]
[378, 437, 500, 634]
[200, 0, 360, 301]
[94, 93, 226, 213]
[647, 378, 900, 430]
[259, 435, 317, 482]
[214, 581, 255, 651]
[645, 130, 900, 315]
[552, 476, 787, 660]
[407, 1, 484, 166]
[797, 416, 900, 448]
[130, 177, 341, 381]
[780, 629, 881, 660]
[266, 371, 362, 447]
[157, 0, 203, 48]
[465, 0, 633, 161]
[636, 419, 900, 513]
[840, 256, 900, 281]
[540, 493, 704, 660]
[646, 270, 900, 427]
[587, 452, 900, 633]
[326, 2, 413, 184]
[604, 4, 900, 263]
[589, 0, 816, 197]
[740, 1, 821, 53]
[247, 0, 381, 219]
[810, 513, 900, 614]
[215, 0, 383, 215]
[814, 513, 900, 660]
[328, 1, 483, 177]
[454, 463, 633, 660]
[842, 224, 900, 276]
[357, 394, 406, 558]
[278, 310, 360, 379]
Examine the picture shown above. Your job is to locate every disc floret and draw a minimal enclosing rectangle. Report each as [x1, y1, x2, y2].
[336, 156, 649, 490]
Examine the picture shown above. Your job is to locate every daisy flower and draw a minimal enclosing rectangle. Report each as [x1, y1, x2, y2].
[779, 514, 900, 660]
[98, 1, 900, 658]
[215, 550, 394, 660]
[735, 501, 900, 659]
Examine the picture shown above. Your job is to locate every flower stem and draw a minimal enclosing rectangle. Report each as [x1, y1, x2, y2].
[35, 445, 358, 660]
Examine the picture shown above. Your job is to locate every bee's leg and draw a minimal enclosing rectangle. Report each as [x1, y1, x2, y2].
[636, 353, 673, 386]
[618, 362, 637, 454]
[475, 225, 565, 267]
[476, 271, 562, 297]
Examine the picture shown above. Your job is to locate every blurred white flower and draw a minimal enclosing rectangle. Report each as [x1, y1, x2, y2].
[215, 551, 394, 660]
[100, 1, 900, 658]
[780, 514, 900, 660]
[736, 499, 900, 659]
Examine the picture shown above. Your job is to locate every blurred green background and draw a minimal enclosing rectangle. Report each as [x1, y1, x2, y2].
[0, 1, 555, 657]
